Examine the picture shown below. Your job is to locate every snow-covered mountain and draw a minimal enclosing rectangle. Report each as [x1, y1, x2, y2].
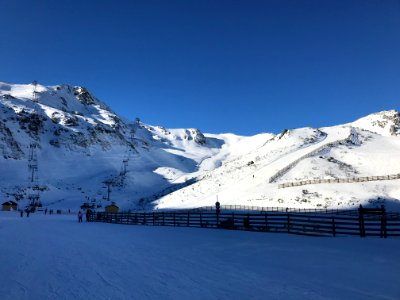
[1, 81, 399, 210]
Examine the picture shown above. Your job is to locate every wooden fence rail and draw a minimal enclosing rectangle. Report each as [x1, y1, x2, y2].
[278, 173, 400, 189]
[171, 205, 400, 218]
[89, 207, 400, 238]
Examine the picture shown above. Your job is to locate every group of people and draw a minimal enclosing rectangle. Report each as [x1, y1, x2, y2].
[44, 208, 53, 215]
[20, 208, 31, 217]
[18, 206, 93, 222]
[19, 207, 92, 222]
[78, 209, 92, 223]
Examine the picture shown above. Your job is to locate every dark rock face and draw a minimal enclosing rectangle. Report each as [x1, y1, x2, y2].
[370, 111, 400, 136]
[73, 87, 96, 105]
[183, 129, 206, 144]
[193, 129, 206, 144]
[0, 121, 23, 159]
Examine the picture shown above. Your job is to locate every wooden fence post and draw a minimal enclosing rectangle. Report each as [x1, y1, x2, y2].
[162, 212, 165, 226]
[381, 206, 387, 238]
[265, 213, 269, 231]
[358, 205, 365, 237]
[173, 212, 176, 227]
[380, 215, 387, 238]
[332, 217, 336, 237]
[153, 212, 155, 226]
[287, 213, 290, 233]
[187, 211, 190, 227]
[200, 212, 203, 227]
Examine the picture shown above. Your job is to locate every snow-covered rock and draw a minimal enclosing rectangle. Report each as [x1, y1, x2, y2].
[351, 110, 400, 136]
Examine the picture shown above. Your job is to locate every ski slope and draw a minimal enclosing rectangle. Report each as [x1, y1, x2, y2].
[1, 211, 399, 300]
[156, 124, 400, 210]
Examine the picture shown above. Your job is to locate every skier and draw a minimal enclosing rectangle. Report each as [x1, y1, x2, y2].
[44, 208, 48, 215]
[78, 210, 83, 223]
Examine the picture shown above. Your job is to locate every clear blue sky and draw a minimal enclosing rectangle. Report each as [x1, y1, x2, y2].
[1, 0, 399, 135]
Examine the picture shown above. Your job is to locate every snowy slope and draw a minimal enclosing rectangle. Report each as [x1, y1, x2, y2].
[0, 82, 272, 210]
[156, 114, 400, 210]
[351, 110, 400, 136]
[0, 81, 399, 211]
[1, 212, 399, 300]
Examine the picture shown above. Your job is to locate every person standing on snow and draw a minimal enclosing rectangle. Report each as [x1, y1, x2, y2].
[78, 210, 83, 223]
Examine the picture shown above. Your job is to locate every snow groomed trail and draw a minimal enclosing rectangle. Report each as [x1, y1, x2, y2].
[1, 212, 400, 300]
[202, 127, 352, 205]
[267, 127, 352, 183]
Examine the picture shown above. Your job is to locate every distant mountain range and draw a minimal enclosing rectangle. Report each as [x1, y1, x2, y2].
[1, 81, 399, 210]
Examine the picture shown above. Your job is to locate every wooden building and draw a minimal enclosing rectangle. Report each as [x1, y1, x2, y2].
[2, 201, 18, 211]
[105, 203, 119, 213]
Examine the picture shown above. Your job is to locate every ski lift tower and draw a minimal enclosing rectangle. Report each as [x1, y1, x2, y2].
[32, 81, 39, 103]
[103, 179, 112, 201]
[27, 143, 40, 207]
[28, 143, 38, 184]
[121, 159, 128, 176]
[118, 127, 137, 184]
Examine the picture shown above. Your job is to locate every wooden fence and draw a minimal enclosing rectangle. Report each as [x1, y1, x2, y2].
[183, 205, 347, 213]
[90, 207, 400, 238]
[268, 129, 356, 183]
[172, 205, 400, 218]
[278, 174, 400, 189]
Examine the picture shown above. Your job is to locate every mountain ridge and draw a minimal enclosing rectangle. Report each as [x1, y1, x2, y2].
[0, 81, 399, 210]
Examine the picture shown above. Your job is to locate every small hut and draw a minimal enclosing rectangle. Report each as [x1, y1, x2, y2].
[2, 201, 18, 211]
[105, 203, 119, 213]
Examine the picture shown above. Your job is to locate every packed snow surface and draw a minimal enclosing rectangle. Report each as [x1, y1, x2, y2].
[1, 212, 399, 300]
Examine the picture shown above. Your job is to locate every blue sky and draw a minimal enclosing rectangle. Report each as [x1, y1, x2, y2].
[1, 0, 399, 135]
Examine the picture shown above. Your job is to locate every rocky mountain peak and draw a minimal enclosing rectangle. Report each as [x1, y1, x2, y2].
[351, 110, 400, 136]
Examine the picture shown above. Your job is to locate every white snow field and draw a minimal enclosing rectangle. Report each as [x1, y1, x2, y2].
[1, 211, 399, 300]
